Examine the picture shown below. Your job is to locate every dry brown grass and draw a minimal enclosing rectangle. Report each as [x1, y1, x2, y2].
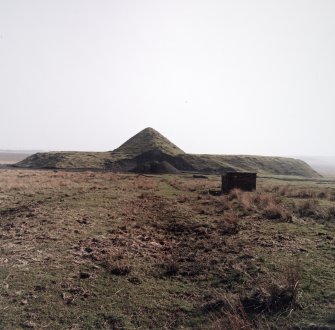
[132, 175, 158, 191]
[227, 189, 292, 221]
[207, 298, 254, 330]
[0, 169, 119, 193]
[224, 184, 335, 224]
[264, 184, 335, 202]
[293, 199, 320, 219]
[0, 170, 333, 329]
[165, 176, 220, 193]
[241, 263, 301, 316]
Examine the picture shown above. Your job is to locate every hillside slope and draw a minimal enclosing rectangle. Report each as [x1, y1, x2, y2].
[15, 128, 321, 178]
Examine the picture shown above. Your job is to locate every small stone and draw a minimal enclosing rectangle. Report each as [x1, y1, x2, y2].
[84, 247, 93, 253]
[21, 321, 36, 329]
[79, 272, 90, 279]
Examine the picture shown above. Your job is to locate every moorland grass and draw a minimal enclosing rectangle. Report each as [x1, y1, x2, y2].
[0, 170, 334, 329]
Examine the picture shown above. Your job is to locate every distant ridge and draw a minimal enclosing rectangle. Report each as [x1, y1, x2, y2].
[0, 150, 37, 165]
[0, 149, 42, 154]
[113, 127, 184, 157]
[15, 128, 321, 178]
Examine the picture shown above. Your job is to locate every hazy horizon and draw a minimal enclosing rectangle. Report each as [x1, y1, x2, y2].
[1, 1, 335, 157]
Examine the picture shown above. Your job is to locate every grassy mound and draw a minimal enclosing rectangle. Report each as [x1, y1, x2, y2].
[113, 127, 185, 157]
[15, 128, 321, 178]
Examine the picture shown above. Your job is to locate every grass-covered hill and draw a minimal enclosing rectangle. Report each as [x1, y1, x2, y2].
[15, 128, 320, 178]
[113, 127, 185, 157]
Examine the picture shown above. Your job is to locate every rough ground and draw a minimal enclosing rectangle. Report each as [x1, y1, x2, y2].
[0, 170, 334, 329]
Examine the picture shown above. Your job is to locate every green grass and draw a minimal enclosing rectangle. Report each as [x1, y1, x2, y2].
[0, 170, 334, 329]
[250, 219, 335, 328]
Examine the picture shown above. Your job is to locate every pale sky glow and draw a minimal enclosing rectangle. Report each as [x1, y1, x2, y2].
[1, 0, 334, 156]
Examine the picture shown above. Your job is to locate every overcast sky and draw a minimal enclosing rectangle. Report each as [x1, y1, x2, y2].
[0, 0, 334, 156]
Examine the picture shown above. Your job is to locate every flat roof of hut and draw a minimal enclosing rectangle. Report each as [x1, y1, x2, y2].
[221, 172, 257, 193]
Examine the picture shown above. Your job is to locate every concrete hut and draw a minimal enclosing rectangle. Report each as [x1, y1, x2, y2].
[221, 172, 257, 193]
